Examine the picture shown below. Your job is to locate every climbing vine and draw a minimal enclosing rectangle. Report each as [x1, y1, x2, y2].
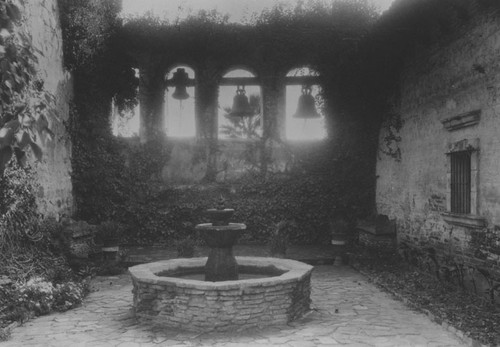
[57, 0, 139, 221]
[379, 110, 403, 162]
[0, 1, 56, 174]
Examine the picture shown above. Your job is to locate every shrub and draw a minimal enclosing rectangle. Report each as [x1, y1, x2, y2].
[0, 326, 11, 342]
[95, 221, 123, 245]
[175, 238, 196, 258]
[269, 220, 295, 257]
[53, 281, 86, 312]
[16, 277, 55, 316]
[13, 276, 87, 317]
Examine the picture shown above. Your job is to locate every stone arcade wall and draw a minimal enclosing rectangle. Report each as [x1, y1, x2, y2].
[376, 8, 500, 302]
[22, 1, 73, 218]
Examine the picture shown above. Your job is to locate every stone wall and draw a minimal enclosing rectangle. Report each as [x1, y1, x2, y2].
[22, 0, 73, 218]
[376, 7, 500, 302]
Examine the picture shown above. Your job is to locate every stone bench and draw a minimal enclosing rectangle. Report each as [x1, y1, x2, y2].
[357, 215, 397, 250]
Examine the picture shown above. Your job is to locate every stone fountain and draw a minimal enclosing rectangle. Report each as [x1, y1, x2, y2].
[129, 201, 313, 332]
[195, 199, 245, 281]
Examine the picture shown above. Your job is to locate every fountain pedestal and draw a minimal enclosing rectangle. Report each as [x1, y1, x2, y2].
[195, 222, 246, 281]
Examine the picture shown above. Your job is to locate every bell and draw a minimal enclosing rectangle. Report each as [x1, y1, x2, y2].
[293, 86, 320, 119]
[228, 86, 253, 117]
[171, 68, 190, 100]
[172, 85, 189, 100]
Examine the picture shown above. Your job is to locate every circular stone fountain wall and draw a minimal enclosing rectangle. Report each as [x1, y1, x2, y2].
[129, 257, 313, 331]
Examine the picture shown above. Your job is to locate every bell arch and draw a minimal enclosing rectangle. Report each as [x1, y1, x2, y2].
[285, 67, 327, 141]
[218, 68, 262, 139]
[165, 65, 196, 137]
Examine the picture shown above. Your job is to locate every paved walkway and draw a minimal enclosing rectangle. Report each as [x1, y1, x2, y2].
[2, 265, 466, 347]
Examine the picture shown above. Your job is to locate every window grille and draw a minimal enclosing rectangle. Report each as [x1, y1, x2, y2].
[450, 151, 471, 214]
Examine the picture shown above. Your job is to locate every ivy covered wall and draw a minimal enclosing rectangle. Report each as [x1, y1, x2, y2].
[49, 0, 389, 244]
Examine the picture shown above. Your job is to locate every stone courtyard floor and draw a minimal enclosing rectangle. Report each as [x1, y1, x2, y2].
[2, 261, 467, 347]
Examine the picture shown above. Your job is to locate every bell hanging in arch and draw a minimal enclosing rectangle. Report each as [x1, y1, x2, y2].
[171, 68, 190, 100]
[228, 85, 253, 118]
[293, 85, 320, 119]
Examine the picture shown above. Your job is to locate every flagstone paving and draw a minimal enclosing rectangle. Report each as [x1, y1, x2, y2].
[1, 265, 466, 347]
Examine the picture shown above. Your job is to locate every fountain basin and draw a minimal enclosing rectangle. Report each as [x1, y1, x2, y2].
[195, 223, 246, 248]
[129, 257, 313, 331]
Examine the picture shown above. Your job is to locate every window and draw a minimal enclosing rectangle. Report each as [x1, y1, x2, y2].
[443, 138, 485, 228]
[450, 150, 471, 214]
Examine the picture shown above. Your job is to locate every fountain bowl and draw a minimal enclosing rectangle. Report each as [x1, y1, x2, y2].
[195, 222, 246, 247]
[204, 208, 234, 226]
[129, 257, 313, 332]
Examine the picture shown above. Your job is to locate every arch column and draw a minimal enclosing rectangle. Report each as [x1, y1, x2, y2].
[261, 72, 286, 141]
[138, 57, 166, 143]
[259, 68, 286, 174]
[195, 65, 221, 181]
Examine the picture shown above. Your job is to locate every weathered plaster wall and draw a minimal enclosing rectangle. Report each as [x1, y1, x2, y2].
[23, 0, 73, 218]
[376, 9, 500, 302]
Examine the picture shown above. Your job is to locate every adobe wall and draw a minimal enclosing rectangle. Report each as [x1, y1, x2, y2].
[376, 8, 500, 302]
[23, 0, 74, 218]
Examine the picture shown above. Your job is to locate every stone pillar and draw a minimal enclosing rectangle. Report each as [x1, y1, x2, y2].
[261, 72, 286, 141]
[259, 69, 286, 174]
[138, 58, 166, 143]
[195, 66, 221, 181]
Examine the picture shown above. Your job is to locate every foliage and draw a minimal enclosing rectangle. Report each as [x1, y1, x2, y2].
[11, 276, 85, 316]
[0, 161, 39, 249]
[269, 220, 295, 257]
[113, 151, 370, 245]
[0, 324, 10, 341]
[329, 216, 355, 236]
[125, 138, 172, 183]
[220, 93, 262, 139]
[379, 109, 402, 161]
[58, 0, 138, 113]
[175, 238, 196, 258]
[95, 220, 123, 243]
[58, 0, 139, 223]
[71, 135, 128, 223]
[0, 0, 56, 175]
[0, 274, 88, 339]
[121, 0, 378, 89]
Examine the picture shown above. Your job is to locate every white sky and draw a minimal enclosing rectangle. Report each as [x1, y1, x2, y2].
[121, 0, 396, 21]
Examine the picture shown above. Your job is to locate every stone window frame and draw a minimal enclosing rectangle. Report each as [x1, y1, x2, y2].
[442, 138, 485, 228]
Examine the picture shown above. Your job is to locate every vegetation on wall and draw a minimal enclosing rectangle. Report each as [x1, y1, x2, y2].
[57, 0, 139, 222]
[0, 2, 92, 336]
[0, 0, 56, 174]
[60, 0, 382, 242]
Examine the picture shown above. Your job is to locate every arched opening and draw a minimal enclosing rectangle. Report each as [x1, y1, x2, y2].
[285, 67, 327, 141]
[218, 69, 262, 140]
[165, 65, 196, 138]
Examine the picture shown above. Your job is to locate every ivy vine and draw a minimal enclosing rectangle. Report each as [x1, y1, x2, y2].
[0, 0, 56, 175]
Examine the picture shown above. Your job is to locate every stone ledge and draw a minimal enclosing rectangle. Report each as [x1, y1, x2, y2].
[441, 212, 486, 229]
[441, 109, 481, 131]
